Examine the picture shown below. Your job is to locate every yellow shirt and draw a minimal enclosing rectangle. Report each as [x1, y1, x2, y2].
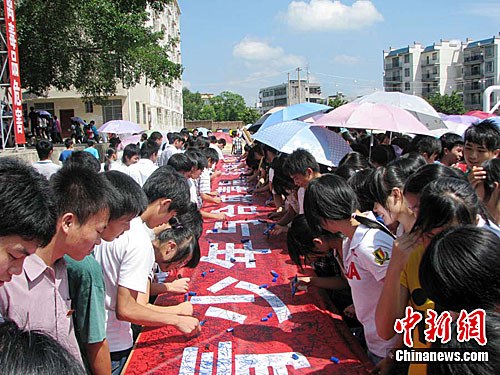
[400, 243, 434, 375]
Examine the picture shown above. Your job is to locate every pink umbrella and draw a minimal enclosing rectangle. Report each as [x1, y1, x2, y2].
[120, 134, 142, 148]
[312, 102, 431, 135]
[98, 120, 143, 134]
[441, 114, 480, 126]
[465, 110, 496, 120]
[213, 131, 233, 144]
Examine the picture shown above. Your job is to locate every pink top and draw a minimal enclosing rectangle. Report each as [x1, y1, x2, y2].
[0, 254, 83, 363]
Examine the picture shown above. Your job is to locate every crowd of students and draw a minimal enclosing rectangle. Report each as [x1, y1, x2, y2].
[0, 120, 499, 375]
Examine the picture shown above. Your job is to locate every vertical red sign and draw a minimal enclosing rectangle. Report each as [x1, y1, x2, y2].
[3, 0, 25, 144]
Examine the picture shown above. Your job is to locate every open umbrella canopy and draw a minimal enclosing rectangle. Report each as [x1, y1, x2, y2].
[354, 91, 446, 131]
[440, 114, 480, 126]
[36, 110, 52, 118]
[465, 110, 496, 119]
[70, 116, 86, 125]
[312, 102, 431, 135]
[253, 120, 351, 167]
[248, 106, 285, 133]
[260, 103, 331, 131]
[98, 120, 143, 134]
[196, 127, 210, 137]
[213, 131, 233, 144]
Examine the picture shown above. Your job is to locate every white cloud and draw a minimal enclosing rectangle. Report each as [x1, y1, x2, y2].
[284, 0, 383, 32]
[465, 3, 500, 19]
[233, 37, 305, 69]
[334, 54, 360, 64]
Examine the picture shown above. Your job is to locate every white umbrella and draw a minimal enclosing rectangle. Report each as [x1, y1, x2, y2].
[253, 120, 352, 167]
[354, 91, 446, 131]
[98, 120, 143, 134]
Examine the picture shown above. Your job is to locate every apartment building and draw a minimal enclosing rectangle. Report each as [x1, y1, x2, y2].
[259, 80, 324, 114]
[463, 36, 500, 110]
[384, 35, 500, 111]
[22, 1, 183, 138]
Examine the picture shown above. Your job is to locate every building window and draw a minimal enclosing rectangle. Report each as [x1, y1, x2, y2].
[432, 52, 438, 61]
[404, 82, 410, 91]
[85, 101, 94, 113]
[102, 99, 122, 123]
[404, 68, 410, 77]
[485, 61, 494, 73]
[404, 54, 410, 64]
[142, 104, 147, 124]
[485, 78, 495, 88]
[157, 108, 163, 125]
[34, 102, 55, 116]
[136, 102, 141, 124]
[485, 46, 493, 58]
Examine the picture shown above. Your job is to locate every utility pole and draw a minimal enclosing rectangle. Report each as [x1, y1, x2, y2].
[306, 64, 310, 102]
[287, 72, 290, 106]
[297, 67, 302, 104]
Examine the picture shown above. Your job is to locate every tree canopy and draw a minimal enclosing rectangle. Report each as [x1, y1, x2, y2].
[17, 0, 182, 100]
[426, 91, 466, 115]
[183, 88, 260, 123]
[327, 93, 348, 109]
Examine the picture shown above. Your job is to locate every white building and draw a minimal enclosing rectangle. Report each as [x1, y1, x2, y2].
[22, 0, 183, 138]
[383, 43, 424, 95]
[463, 36, 500, 110]
[259, 80, 324, 114]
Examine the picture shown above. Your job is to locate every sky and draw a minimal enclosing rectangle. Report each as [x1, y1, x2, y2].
[179, 0, 500, 106]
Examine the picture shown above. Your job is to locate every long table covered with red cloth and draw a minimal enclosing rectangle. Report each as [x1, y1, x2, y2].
[124, 158, 371, 374]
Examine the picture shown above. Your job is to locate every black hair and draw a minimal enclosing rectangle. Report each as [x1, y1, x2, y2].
[104, 148, 116, 172]
[439, 132, 464, 159]
[63, 150, 101, 173]
[194, 137, 210, 150]
[148, 131, 163, 143]
[172, 203, 203, 241]
[412, 177, 479, 234]
[406, 135, 442, 158]
[386, 152, 427, 177]
[304, 174, 359, 233]
[270, 153, 295, 196]
[419, 225, 500, 312]
[122, 144, 140, 164]
[86, 139, 95, 147]
[64, 138, 74, 149]
[217, 138, 227, 147]
[245, 144, 263, 170]
[0, 158, 56, 246]
[464, 119, 500, 151]
[338, 152, 372, 170]
[349, 143, 369, 158]
[103, 171, 148, 221]
[142, 166, 190, 216]
[287, 215, 340, 270]
[347, 169, 377, 212]
[203, 147, 219, 164]
[0, 320, 86, 374]
[156, 224, 200, 269]
[209, 135, 217, 144]
[282, 148, 320, 176]
[370, 144, 396, 166]
[51, 164, 112, 225]
[35, 140, 53, 160]
[404, 163, 465, 195]
[481, 158, 500, 203]
[391, 135, 412, 152]
[428, 311, 500, 375]
[371, 165, 411, 209]
[167, 153, 195, 174]
[169, 132, 183, 145]
[185, 149, 208, 170]
[140, 140, 160, 159]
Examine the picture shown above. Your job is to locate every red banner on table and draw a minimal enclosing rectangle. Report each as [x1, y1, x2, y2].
[124, 158, 372, 374]
[3, 0, 25, 144]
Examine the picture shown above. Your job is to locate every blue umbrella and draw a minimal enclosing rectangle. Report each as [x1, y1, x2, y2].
[253, 120, 351, 167]
[260, 103, 331, 131]
[35, 110, 52, 118]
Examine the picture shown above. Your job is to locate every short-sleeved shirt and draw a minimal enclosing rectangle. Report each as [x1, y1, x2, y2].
[127, 159, 158, 187]
[59, 149, 74, 162]
[198, 168, 212, 195]
[343, 212, 399, 358]
[83, 147, 99, 159]
[0, 254, 83, 364]
[65, 254, 106, 346]
[32, 160, 61, 179]
[158, 144, 181, 166]
[93, 217, 155, 352]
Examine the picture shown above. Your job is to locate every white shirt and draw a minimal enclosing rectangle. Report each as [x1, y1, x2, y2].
[93, 217, 155, 352]
[158, 144, 181, 167]
[32, 160, 61, 179]
[209, 143, 224, 161]
[342, 212, 400, 357]
[127, 159, 158, 187]
[188, 178, 200, 208]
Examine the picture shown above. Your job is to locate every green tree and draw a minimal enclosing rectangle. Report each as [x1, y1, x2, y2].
[17, 0, 182, 101]
[427, 91, 466, 115]
[182, 88, 204, 120]
[239, 107, 261, 124]
[199, 105, 216, 120]
[210, 91, 247, 121]
[327, 93, 348, 109]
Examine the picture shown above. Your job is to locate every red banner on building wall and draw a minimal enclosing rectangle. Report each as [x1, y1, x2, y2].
[3, 0, 25, 144]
